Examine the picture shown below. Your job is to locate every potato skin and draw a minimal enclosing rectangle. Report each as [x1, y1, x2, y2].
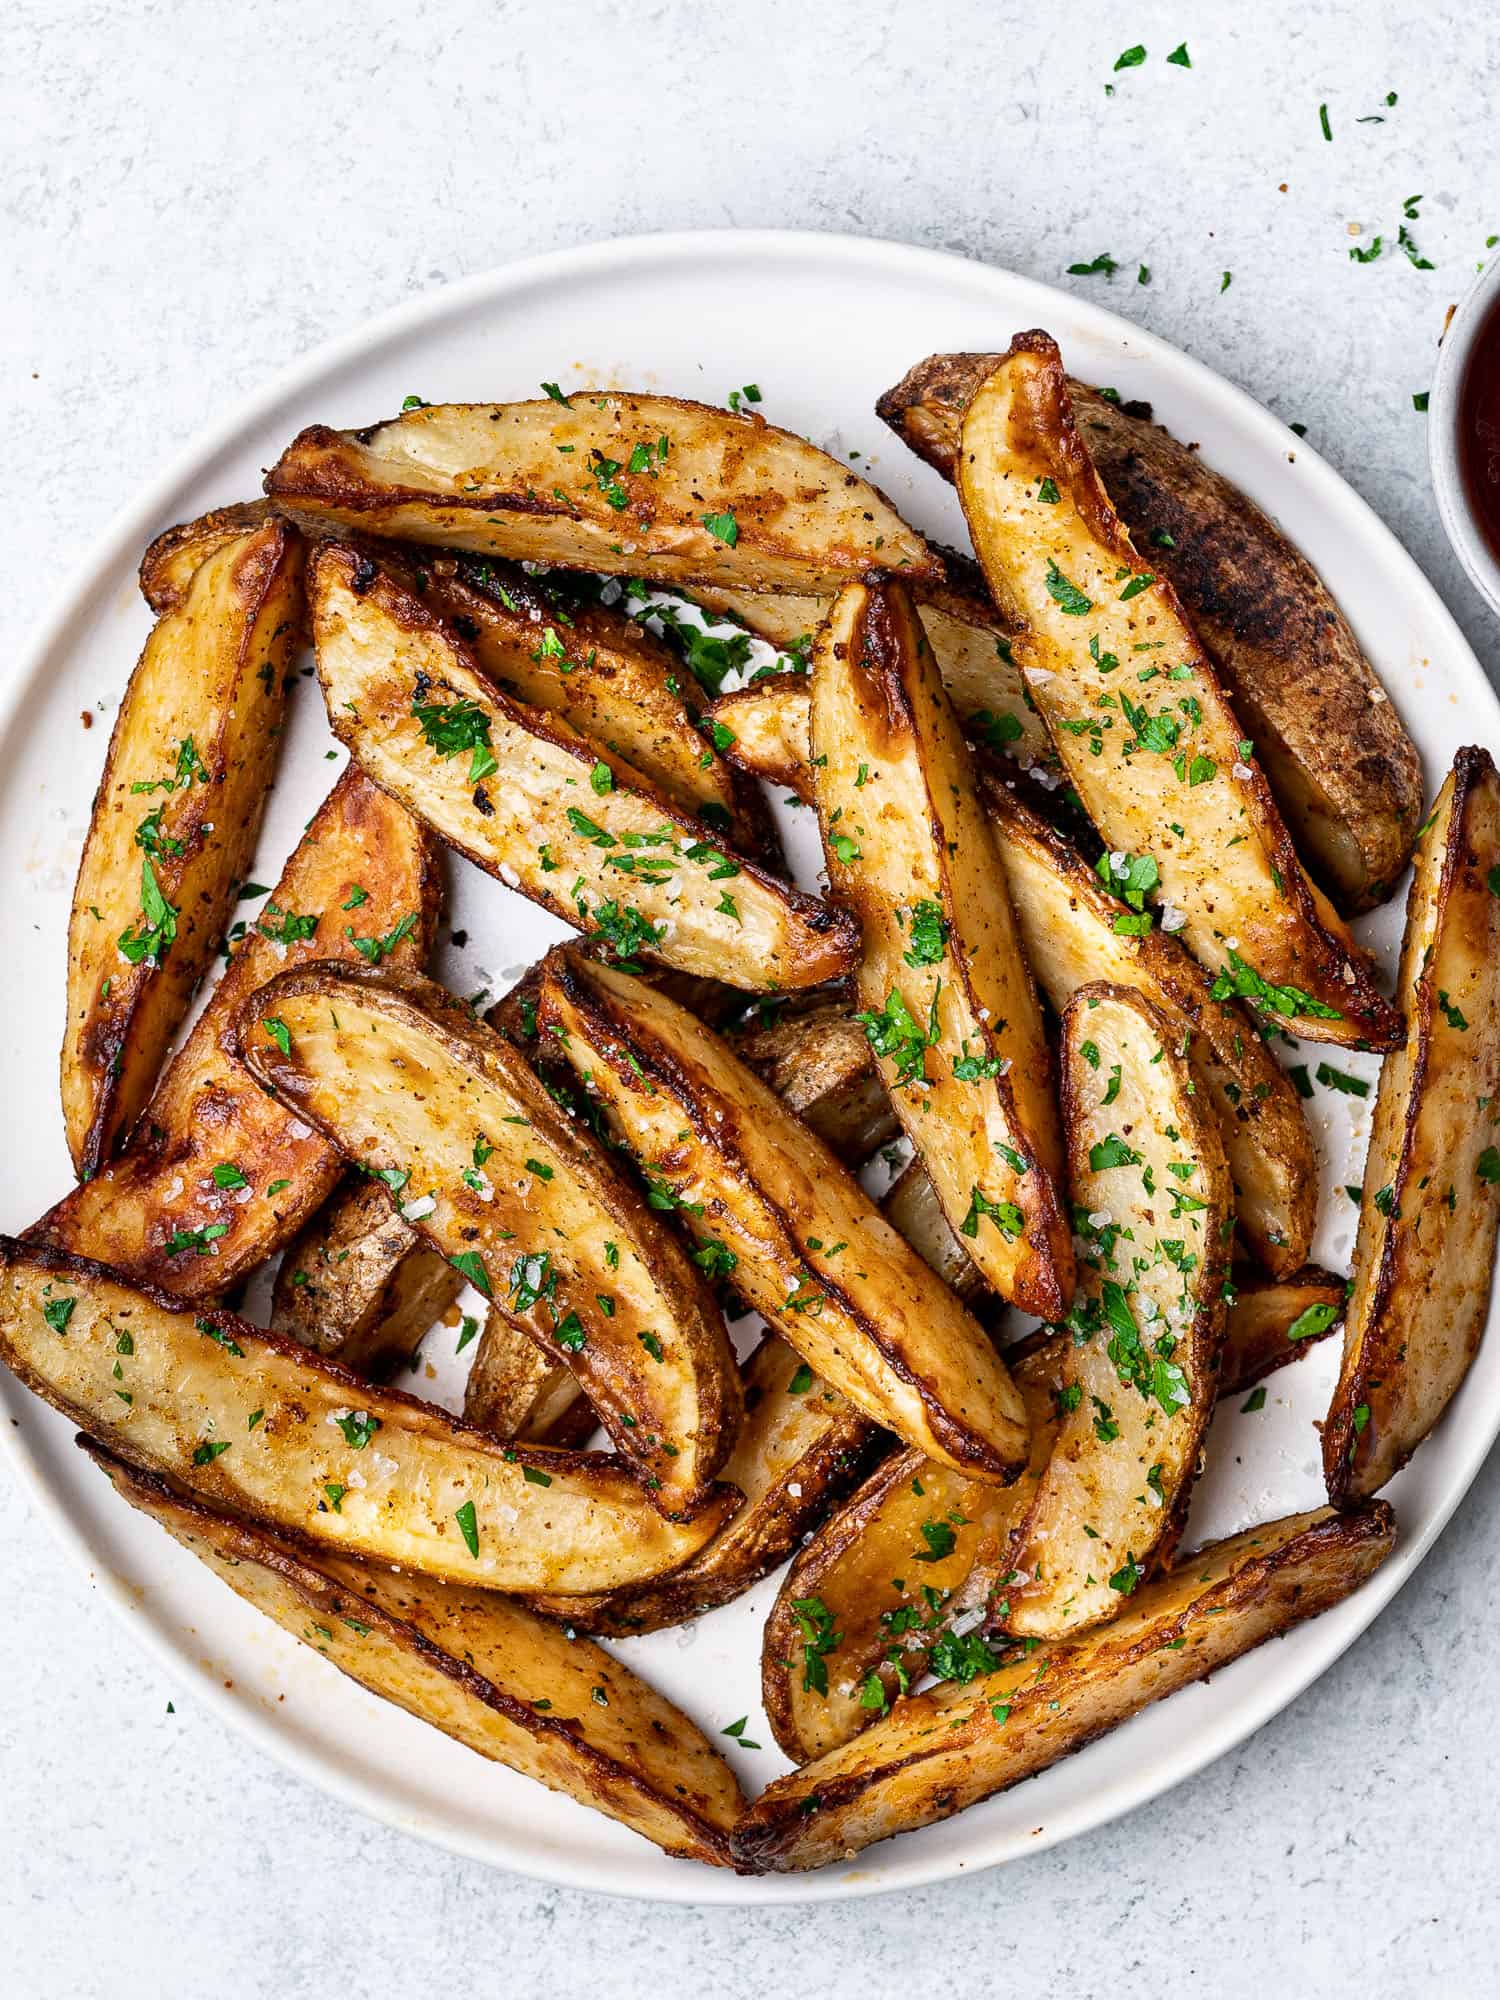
[37, 767, 438, 1299]
[63, 518, 302, 1176]
[877, 350, 1422, 911]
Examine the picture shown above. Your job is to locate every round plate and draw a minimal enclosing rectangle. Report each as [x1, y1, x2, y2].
[3, 230, 1494, 1904]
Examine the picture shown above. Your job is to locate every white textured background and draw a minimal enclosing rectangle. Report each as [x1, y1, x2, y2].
[4, 2, 1499, 1993]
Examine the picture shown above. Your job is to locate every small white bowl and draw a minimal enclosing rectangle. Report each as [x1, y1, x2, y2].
[1429, 252, 1500, 615]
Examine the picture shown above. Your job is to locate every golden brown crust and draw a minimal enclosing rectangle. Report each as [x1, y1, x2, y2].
[233, 960, 743, 1518]
[84, 1441, 743, 1866]
[731, 1502, 1396, 1871]
[39, 767, 438, 1298]
[811, 581, 1074, 1317]
[0, 1238, 734, 1592]
[954, 334, 1400, 1049]
[1324, 747, 1500, 1499]
[877, 349, 1423, 912]
[63, 518, 303, 1176]
[266, 395, 940, 593]
[310, 542, 855, 992]
[538, 951, 1031, 1481]
[138, 500, 286, 616]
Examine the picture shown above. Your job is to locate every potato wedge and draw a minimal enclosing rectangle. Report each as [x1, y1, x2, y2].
[710, 674, 1315, 1276]
[271, 1177, 461, 1376]
[416, 553, 775, 859]
[878, 354, 1423, 911]
[0, 1241, 732, 1591]
[762, 1338, 1063, 1764]
[730, 999, 898, 1164]
[138, 499, 284, 616]
[236, 963, 741, 1517]
[310, 542, 852, 991]
[1004, 985, 1232, 1637]
[463, 1307, 596, 1447]
[266, 394, 938, 593]
[708, 675, 816, 795]
[954, 334, 1400, 1050]
[537, 952, 1031, 1481]
[694, 561, 1051, 771]
[758, 1265, 1346, 1766]
[1219, 1265, 1345, 1397]
[84, 1442, 742, 1866]
[879, 1160, 984, 1303]
[529, 1335, 879, 1637]
[63, 517, 303, 1176]
[812, 580, 1073, 1316]
[1324, 747, 1500, 1500]
[38, 767, 438, 1299]
[731, 1501, 1395, 1871]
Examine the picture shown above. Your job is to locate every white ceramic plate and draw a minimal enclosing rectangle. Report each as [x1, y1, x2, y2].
[3, 230, 1495, 1905]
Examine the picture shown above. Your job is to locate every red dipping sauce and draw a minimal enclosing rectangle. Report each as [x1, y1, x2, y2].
[1459, 297, 1500, 560]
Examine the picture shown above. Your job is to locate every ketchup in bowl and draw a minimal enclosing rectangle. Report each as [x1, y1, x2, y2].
[1459, 298, 1500, 561]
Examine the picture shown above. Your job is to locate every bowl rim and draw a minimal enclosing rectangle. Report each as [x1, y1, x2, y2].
[1428, 250, 1500, 614]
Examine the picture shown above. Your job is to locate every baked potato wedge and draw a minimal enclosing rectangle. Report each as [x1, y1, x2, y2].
[762, 1338, 1063, 1764]
[84, 1442, 743, 1866]
[811, 581, 1073, 1317]
[757, 1262, 1346, 1766]
[730, 999, 898, 1164]
[1324, 747, 1500, 1500]
[1219, 1265, 1346, 1397]
[694, 561, 1051, 772]
[266, 393, 938, 593]
[0, 1241, 732, 1592]
[235, 962, 742, 1518]
[731, 1501, 1395, 1871]
[38, 767, 438, 1299]
[310, 541, 852, 991]
[271, 1177, 461, 1376]
[463, 1307, 595, 1446]
[537, 952, 1031, 1481]
[63, 515, 302, 1176]
[954, 334, 1400, 1049]
[529, 1335, 879, 1637]
[709, 678, 1315, 1277]
[878, 352, 1422, 910]
[1005, 985, 1233, 1637]
[416, 553, 774, 858]
[138, 499, 283, 616]
[878, 1158, 984, 1302]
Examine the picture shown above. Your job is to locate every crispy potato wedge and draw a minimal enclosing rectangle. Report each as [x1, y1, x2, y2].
[0, 1241, 732, 1591]
[708, 675, 816, 795]
[1005, 986, 1232, 1637]
[537, 952, 1031, 1481]
[310, 542, 852, 991]
[38, 768, 438, 1299]
[954, 334, 1400, 1050]
[1325, 748, 1500, 1500]
[463, 1308, 596, 1447]
[731, 1501, 1395, 1871]
[1219, 1265, 1345, 1397]
[812, 581, 1073, 1316]
[138, 499, 284, 616]
[878, 354, 1423, 911]
[695, 562, 1051, 771]
[879, 1160, 984, 1303]
[236, 963, 741, 1517]
[730, 1000, 898, 1164]
[530, 1335, 880, 1637]
[712, 679, 1314, 1277]
[417, 553, 774, 858]
[762, 1339, 1063, 1764]
[84, 1442, 742, 1865]
[63, 517, 303, 1176]
[271, 1177, 461, 1376]
[266, 394, 938, 593]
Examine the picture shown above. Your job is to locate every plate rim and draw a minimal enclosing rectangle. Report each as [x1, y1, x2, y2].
[1, 224, 1492, 1906]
